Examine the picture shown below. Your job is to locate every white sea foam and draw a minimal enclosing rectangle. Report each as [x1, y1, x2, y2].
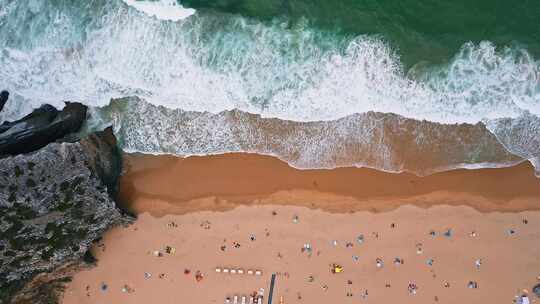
[93, 98, 523, 175]
[0, 2, 537, 124]
[0, 0, 538, 173]
[485, 113, 540, 175]
[121, 0, 195, 21]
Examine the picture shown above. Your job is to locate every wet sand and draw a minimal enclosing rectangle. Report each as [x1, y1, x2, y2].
[63, 204, 540, 304]
[62, 153, 540, 304]
[119, 153, 540, 216]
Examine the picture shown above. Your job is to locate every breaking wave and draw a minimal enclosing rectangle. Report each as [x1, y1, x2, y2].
[121, 0, 195, 21]
[0, 0, 538, 174]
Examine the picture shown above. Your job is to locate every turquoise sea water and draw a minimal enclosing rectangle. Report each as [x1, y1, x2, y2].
[183, 0, 540, 67]
[0, 0, 538, 174]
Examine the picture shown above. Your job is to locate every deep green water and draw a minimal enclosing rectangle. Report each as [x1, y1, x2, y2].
[183, 0, 540, 66]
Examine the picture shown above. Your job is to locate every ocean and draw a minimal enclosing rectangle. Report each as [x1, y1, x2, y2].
[0, 0, 538, 174]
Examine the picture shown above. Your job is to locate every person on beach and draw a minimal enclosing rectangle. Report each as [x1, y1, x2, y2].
[408, 283, 418, 295]
[475, 259, 482, 269]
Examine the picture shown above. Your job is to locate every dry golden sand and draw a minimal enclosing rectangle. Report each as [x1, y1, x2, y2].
[62, 153, 540, 304]
[63, 204, 540, 304]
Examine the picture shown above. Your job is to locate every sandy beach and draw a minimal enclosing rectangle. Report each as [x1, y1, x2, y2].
[62, 153, 540, 304]
[62, 204, 540, 304]
[119, 153, 540, 215]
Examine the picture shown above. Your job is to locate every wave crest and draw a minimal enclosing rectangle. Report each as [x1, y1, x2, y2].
[0, 1, 538, 125]
[121, 0, 195, 21]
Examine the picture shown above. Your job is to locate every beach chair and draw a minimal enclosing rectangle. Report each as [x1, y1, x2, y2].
[241, 296, 247, 304]
[233, 295, 238, 304]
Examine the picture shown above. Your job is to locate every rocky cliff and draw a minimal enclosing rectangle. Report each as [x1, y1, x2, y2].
[0, 97, 131, 303]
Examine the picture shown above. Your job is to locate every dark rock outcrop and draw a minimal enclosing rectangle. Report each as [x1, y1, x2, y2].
[0, 102, 87, 156]
[0, 91, 8, 113]
[0, 127, 130, 303]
